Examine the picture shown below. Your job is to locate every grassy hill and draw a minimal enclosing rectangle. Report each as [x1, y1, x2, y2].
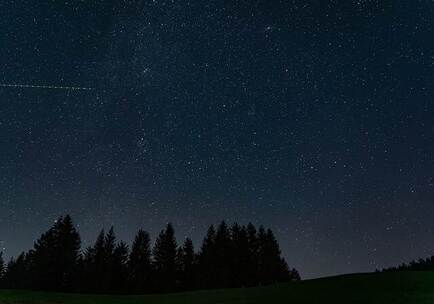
[0, 271, 433, 304]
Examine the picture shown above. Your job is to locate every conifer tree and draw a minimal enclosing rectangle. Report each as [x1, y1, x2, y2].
[257, 227, 288, 284]
[111, 241, 129, 293]
[153, 223, 178, 292]
[57, 215, 81, 291]
[177, 238, 195, 290]
[230, 223, 250, 287]
[246, 222, 259, 286]
[129, 229, 152, 293]
[29, 215, 81, 291]
[214, 221, 232, 288]
[104, 227, 117, 292]
[3, 252, 28, 289]
[82, 229, 106, 293]
[197, 225, 217, 288]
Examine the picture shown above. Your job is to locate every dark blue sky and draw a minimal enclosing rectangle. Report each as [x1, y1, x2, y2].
[0, 0, 433, 279]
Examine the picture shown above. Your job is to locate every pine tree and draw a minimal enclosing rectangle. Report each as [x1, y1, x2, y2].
[57, 215, 81, 291]
[256, 226, 268, 285]
[129, 229, 152, 293]
[3, 252, 29, 289]
[82, 229, 106, 293]
[105, 227, 116, 257]
[230, 223, 250, 287]
[153, 223, 178, 292]
[246, 222, 259, 286]
[214, 221, 232, 288]
[104, 227, 117, 292]
[111, 241, 129, 294]
[197, 225, 216, 288]
[29, 215, 81, 291]
[257, 228, 286, 285]
[177, 238, 195, 290]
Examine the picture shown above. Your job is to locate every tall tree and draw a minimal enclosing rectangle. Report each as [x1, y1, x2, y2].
[30, 215, 81, 291]
[3, 252, 29, 289]
[104, 227, 117, 292]
[230, 223, 250, 287]
[257, 227, 288, 284]
[128, 229, 152, 293]
[81, 229, 106, 293]
[57, 215, 82, 290]
[153, 223, 178, 292]
[111, 241, 129, 294]
[176, 238, 195, 290]
[214, 221, 232, 288]
[197, 225, 217, 289]
[246, 222, 259, 286]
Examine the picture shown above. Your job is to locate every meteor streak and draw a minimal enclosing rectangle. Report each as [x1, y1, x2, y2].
[0, 83, 94, 91]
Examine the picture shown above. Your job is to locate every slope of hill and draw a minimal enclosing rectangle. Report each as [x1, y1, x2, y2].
[0, 271, 433, 304]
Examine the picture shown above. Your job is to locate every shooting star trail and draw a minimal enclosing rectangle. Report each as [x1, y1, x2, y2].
[0, 83, 94, 91]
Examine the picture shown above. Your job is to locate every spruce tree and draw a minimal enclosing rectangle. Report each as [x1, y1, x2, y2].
[57, 215, 81, 291]
[257, 226, 268, 285]
[82, 229, 106, 293]
[4, 252, 28, 289]
[104, 227, 117, 292]
[246, 222, 259, 286]
[257, 227, 286, 284]
[153, 223, 178, 292]
[177, 238, 195, 290]
[30, 215, 81, 291]
[129, 229, 152, 293]
[214, 221, 232, 288]
[197, 225, 216, 288]
[111, 241, 129, 293]
[230, 223, 250, 287]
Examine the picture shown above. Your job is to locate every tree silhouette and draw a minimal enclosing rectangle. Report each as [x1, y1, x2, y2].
[246, 222, 259, 286]
[257, 227, 291, 284]
[382, 255, 434, 272]
[57, 215, 81, 290]
[128, 229, 152, 294]
[153, 223, 178, 292]
[81, 229, 106, 293]
[2, 217, 299, 294]
[111, 241, 129, 294]
[230, 223, 250, 287]
[176, 238, 195, 290]
[213, 221, 233, 288]
[104, 227, 117, 292]
[3, 252, 29, 289]
[28, 215, 81, 291]
[197, 225, 217, 289]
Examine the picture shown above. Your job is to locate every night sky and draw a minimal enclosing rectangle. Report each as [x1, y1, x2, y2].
[0, 0, 433, 279]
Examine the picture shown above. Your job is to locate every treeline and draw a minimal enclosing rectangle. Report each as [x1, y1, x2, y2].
[0, 215, 299, 294]
[380, 256, 434, 272]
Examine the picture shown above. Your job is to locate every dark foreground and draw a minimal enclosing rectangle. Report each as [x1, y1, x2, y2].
[0, 271, 433, 304]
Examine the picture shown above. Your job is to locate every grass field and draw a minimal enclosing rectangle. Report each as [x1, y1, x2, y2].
[0, 271, 433, 304]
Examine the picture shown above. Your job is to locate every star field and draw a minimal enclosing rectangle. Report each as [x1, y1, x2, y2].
[0, 0, 434, 279]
